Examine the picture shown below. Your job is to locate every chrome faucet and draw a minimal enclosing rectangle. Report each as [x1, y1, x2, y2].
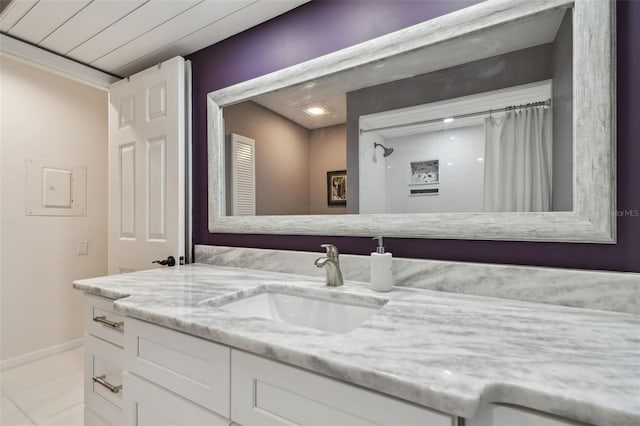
[314, 244, 344, 287]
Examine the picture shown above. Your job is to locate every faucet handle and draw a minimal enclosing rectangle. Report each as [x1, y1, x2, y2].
[320, 244, 340, 261]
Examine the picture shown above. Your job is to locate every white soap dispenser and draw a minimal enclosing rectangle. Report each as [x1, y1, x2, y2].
[371, 236, 393, 292]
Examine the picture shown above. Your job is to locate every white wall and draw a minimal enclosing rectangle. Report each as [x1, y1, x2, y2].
[361, 125, 484, 214]
[385, 125, 485, 213]
[358, 132, 387, 213]
[0, 56, 108, 361]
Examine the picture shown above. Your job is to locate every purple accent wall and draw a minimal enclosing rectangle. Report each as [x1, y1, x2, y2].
[188, 1, 640, 273]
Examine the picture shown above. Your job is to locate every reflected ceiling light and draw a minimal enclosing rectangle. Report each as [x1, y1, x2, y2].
[303, 105, 330, 116]
[443, 117, 454, 123]
[447, 162, 454, 166]
[477, 157, 484, 162]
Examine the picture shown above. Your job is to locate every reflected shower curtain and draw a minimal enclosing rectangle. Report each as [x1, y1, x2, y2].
[483, 107, 552, 212]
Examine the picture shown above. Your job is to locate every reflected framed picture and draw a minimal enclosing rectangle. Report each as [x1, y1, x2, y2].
[327, 170, 347, 206]
[410, 159, 439, 184]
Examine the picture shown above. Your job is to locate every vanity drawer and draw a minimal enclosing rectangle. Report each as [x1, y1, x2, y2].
[124, 317, 231, 418]
[85, 294, 125, 347]
[231, 350, 455, 426]
[84, 334, 124, 425]
[123, 371, 230, 426]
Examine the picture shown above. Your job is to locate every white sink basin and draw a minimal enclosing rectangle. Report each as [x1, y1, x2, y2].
[216, 290, 386, 334]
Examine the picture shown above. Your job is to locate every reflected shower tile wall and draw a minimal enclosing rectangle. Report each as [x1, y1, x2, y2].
[195, 245, 640, 314]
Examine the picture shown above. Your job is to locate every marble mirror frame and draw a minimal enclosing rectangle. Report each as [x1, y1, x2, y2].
[207, 0, 616, 243]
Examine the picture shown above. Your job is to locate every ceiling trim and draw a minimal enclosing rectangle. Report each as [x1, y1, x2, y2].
[0, 33, 119, 90]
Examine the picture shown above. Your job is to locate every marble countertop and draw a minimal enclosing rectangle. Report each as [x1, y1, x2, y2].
[74, 264, 640, 426]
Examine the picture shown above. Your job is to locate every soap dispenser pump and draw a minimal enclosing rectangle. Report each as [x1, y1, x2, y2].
[371, 236, 393, 292]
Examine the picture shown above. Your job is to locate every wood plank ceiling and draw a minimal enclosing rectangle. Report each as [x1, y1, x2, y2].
[0, 0, 308, 78]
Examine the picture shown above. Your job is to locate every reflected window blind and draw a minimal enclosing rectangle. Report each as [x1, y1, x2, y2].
[230, 133, 256, 215]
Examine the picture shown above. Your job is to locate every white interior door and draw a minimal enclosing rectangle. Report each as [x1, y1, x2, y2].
[108, 57, 186, 274]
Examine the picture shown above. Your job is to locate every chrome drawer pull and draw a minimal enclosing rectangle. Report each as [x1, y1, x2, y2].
[93, 315, 123, 329]
[92, 375, 122, 394]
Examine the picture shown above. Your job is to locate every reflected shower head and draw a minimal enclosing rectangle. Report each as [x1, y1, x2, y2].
[374, 142, 394, 157]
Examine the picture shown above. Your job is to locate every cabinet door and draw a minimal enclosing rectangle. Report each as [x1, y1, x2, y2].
[123, 372, 230, 426]
[85, 407, 115, 426]
[231, 350, 455, 426]
[467, 404, 588, 426]
[124, 317, 231, 418]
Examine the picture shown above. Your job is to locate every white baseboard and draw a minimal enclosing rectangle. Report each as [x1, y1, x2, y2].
[0, 338, 83, 371]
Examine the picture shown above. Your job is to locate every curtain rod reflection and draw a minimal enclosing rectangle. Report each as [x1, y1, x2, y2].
[359, 98, 552, 135]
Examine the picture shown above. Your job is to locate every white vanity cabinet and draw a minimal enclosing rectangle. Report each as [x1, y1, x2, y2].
[121, 316, 454, 426]
[83, 295, 126, 426]
[82, 294, 593, 426]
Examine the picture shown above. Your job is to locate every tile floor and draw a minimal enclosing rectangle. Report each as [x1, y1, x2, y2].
[1, 347, 84, 426]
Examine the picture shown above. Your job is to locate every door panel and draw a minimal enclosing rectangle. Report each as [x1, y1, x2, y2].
[147, 137, 166, 240]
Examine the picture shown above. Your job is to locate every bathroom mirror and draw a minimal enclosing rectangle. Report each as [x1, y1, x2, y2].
[208, 0, 615, 242]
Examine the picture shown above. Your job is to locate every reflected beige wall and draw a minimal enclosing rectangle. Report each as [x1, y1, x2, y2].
[225, 102, 348, 216]
[224, 102, 310, 215]
[309, 125, 347, 215]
